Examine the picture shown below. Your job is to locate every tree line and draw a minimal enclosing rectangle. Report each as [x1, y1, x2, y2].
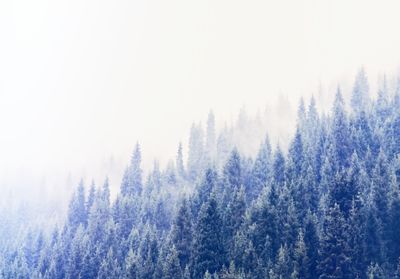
[1, 69, 400, 278]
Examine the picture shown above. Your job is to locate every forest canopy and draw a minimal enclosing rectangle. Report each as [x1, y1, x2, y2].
[1, 70, 400, 278]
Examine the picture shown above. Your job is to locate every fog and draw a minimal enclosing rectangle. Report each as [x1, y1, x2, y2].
[1, 0, 400, 200]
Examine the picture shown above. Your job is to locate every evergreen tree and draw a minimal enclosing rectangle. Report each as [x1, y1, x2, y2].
[97, 248, 121, 279]
[177, 142, 186, 179]
[67, 180, 87, 231]
[351, 67, 369, 114]
[249, 186, 279, 262]
[251, 134, 272, 201]
[292, 231, 309, 279]
[303, 213, 320, 278]
[222, 148, 242, 191]
[273, 146, 286, 185]
[305, 95, 320, 157]
[287, 127, 304, 180]
[124, 248, 138, 279]
[193, 167, 218, 217]
[223, 187, 246, 256]
[162, 245, 183, 279]
[274, 244, 291, 278]
[389, 190, 400, 265]
[205, 110, 217, 165]
[86, 181, 96, 215]
[192, 196, 225, 278]
[363, 206, 383, 268]
[121, 143, 143, 196]
[171, 198, 193, 269]
[332, 87, 351, 168]
[376, 76, 391, 122]
[318, 203, 352, 279]
[188, 123, 205, 181]
[297, 97, 307, 134]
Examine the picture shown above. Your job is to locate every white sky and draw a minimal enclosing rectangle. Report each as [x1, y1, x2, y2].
[1, 0, 400, 188]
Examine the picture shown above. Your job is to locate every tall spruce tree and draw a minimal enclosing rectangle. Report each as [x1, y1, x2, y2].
[171, 198, 193, 269]
[192, 196, 225, 278]
[318, 203, 352, 279]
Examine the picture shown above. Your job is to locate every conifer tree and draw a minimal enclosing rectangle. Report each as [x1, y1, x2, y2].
[273, 146, 286, 185]
[67, 180, 87, 231]
[351, 67, 369, 114]
[177, 142, 186, 179]
[124, 248, 138, 279]
[251, 134, 272, 201]
[171, 198, 193, 269]
[121, 143, 143, 196]
[162, 245, 183, 279]
[192, 196, 225, 279]
[292, 231, 309, 279]
[205, 110, 217, 165]
[332, 87, 351, 168]
[318, 203, 352, 279]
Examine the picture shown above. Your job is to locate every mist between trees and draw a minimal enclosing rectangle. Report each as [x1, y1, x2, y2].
[1, 69, 400, 278]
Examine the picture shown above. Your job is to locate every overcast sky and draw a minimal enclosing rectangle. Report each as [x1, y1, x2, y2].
[1, 0, 400, 187]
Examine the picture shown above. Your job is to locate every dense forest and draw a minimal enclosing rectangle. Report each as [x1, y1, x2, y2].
[2, 70, 400, 278]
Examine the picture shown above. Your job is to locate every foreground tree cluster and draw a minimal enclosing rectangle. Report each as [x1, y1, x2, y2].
[2, 70, 400, 278]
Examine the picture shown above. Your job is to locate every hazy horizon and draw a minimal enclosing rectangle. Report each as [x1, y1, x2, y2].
[1, 0, 400, 193]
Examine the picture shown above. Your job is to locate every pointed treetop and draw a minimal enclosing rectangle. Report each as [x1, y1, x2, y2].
[351, 67, 369, 113]
[297, 97, 307, 127]
[308, 95, 318, 118]
[131, 142, 142, 166]
[102, 177, 110, 204]
[334, 86, 344, 108]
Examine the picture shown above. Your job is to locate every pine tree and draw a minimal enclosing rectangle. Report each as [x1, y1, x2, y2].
[121, 143, 143, 196]
[297, 97, 307, 135]
[332, 87, 351, 168]
[292, 231, 309, 279]
[205, 110, 217, 165]
[87, 181, 111, 246]
[287, 127, 304, 180]
[223, 187, 246, 256]
[67, 180, 87, 231]
[329, 170, 354, 217]
[192, 167, 218, 218]
[192, 196, 225, 278]
[86, 181, 96, 215]
[250, 187, 279, 262]
[348, 199, 364, 277]
[171, 198, 193, 269]
[272, 146, 286, 185]
[124, 248, 138, 279]
[65, 225, 87, 278]
[274, 244, 291, 278]
[318, 203, 352, 279]
[97, 248, 121, 279]
[351, 67, 369, 114]
[188, 123, 205, 181]
[222, 148, 242, 191]
[304, 213, 319, 279]
[305, 95, 320, 157]
[363, 206, 383, 268]
[251, 134, 272, 201]
[137, 228, 159, 279]
[177, 142, 186, 179]
[388, 187, 400, 265]
[376, 75, 390, 122]
[162, 245, 183, 279]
